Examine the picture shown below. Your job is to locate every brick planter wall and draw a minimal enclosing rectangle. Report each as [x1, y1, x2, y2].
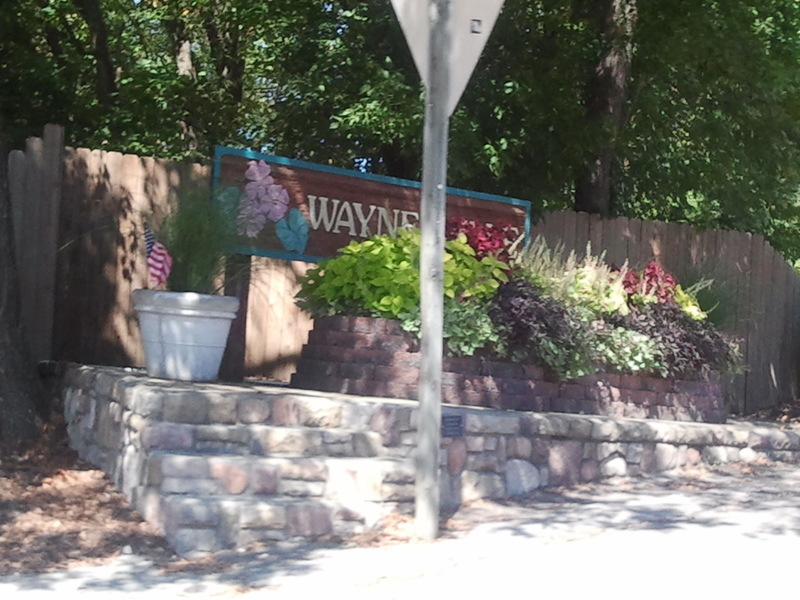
[290, 316, 726, 423]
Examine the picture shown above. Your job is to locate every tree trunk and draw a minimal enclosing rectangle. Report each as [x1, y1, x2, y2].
[72, 0, 118, 107]
[0, 124, 39, 447]
[574, 0, 637, 215]
[164, 16, 199, 154]
[202, 7, 245, 104]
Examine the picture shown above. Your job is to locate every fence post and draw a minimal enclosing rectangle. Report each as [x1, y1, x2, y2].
[7, 124, 64, 363]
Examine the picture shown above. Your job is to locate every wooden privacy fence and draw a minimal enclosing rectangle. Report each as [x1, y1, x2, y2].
[7, 126, 800, 414]
[531, 212, 800, 414]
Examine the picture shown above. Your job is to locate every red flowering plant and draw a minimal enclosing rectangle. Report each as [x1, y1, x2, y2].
[445, 217, 519, 263]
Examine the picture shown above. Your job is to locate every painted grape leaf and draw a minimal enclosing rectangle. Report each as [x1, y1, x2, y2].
[276, 208, 310, 254]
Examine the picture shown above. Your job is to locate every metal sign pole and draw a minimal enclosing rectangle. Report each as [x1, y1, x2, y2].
[415, 0, 450, 540]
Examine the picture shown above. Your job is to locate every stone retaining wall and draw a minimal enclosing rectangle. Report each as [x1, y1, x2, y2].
[291, 316, 726, 423]
[61, 364, 797, 555]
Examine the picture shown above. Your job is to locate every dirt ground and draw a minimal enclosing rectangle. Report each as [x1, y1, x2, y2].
[0, 418, 175, 576]
[2, 401, 799, 577]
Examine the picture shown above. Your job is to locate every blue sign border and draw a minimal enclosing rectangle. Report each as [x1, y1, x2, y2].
[213, 146, 532, 263]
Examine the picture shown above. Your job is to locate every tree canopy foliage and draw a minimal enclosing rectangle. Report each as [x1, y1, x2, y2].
[4, 0, 800, 261]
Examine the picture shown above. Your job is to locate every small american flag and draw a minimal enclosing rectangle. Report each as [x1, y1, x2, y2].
[144, 227, 172, 287]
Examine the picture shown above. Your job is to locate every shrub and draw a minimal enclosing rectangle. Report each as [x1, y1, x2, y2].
[609, 303, 743, 378]
[489, 279, 593, 379]
[517, 237, 629, 317]
[296, 227, 509, 319]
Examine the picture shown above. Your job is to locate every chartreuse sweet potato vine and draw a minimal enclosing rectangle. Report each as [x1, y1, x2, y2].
[296, 227, 509, 320]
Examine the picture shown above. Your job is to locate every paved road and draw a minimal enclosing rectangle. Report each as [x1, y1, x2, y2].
[3, 461, 799, 599]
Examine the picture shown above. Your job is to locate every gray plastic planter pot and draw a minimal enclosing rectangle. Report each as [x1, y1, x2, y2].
[132, 289, 240, 382]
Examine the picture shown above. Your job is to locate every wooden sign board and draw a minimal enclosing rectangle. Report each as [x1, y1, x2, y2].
[213, 147, 531, 262]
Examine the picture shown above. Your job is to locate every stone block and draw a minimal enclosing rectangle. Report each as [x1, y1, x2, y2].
[161, 478, 222, 495]
[701, 446, 729, 464]
[95, 402, 123, 450]
[440, 473, 462, 511]
[686, 447, 702, 465]
[466, 452, 503, 473]
[209, 458, 250, 494]
[654, 444, 678, 471]
[447, 439, 468, 475]
[461, 472, 505, 502]
[738, 447, 760, 463]
[353, 432, 384, 457]
[580, 459, 601, 482]
[285, 395, 343, 428]
[163, 496, 220, 527]
[157, 454, 211, 479]
[626, 443, 644, 464]
[196, 424, 249, 444]
[600, 456, 627, 477]
[531, 438, 551, 465]
[141, 423, 194, 450]
[238, 529, 287, 545]
[532, 467, 546, 488]
[251, 463, 280, 495]
[240, 503, 287, 529]
[278, 458, 329, 481]
[466, 436, 486, 452]
[548, 441, 583, 486]
[507, 436, 533, 460]
[381, 483, 415, 502]
[121, 446, 143, 499]
[171, 527, 221, 556]
[237, 396, 272, 424]
[279, 480, 326, 497]
[640, 443, 660, 473]
[93, 371, 120, 398]
[505, 459, 540, 496]
[250, 427, 323, 456]
[125, 387, 164, 418]
[369, 406, 403, 447]
[465, 413, 520, 435]
[591, 418, 622, 442]
[286, 504, 333, 538]
[162, 392, 210, 424]
[325, 460, 383, 505]
[208, 395, 237, 424]
[597, 442, 622, 461]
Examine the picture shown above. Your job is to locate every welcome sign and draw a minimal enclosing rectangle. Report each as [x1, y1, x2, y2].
[213, 146, 532, 262]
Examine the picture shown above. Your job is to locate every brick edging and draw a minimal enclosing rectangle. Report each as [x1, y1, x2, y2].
[291, 316, 726, 423]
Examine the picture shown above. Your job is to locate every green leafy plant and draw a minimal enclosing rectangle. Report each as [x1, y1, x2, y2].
[590, 321, 661, 374]
[400, 297, 504, 357]
[297, 228, 510, 319]
[159, 187, 240, 294]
